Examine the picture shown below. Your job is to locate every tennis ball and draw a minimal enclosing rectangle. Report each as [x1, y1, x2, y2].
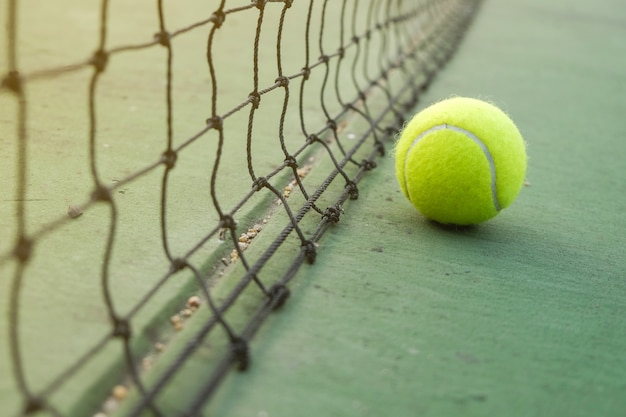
[395, 97, 526, 225]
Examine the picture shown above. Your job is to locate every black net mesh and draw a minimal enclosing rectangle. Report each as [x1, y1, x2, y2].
[0, 0, 482, 415]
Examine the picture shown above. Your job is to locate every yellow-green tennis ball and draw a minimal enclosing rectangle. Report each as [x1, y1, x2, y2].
[395, 97, 527, 225]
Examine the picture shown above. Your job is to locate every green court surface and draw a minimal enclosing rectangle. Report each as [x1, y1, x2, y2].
[1, 0, 625, 416]
[207, 0, 626, 416]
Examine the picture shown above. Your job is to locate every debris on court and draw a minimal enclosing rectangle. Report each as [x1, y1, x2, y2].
[142, 355, 155, 372]
[67, 204, 83, 219]
[226, 223, 264, 264]
[111, 385, 128, 400]
[170, 314, 184, 331]
[283, 165, 312, 198]
[187, 295, 201, 309]
[99, 384, 128, 414]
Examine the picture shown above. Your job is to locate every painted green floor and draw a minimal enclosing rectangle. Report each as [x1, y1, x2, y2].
[2, 0, 625, 416]
[205, 0, 626, 416]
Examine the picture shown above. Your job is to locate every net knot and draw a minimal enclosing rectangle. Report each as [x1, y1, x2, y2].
[361, 159, 377, 171]
[248, 91, 261, 109]
[111, 317, 132, 340]
[1, 71, 22, 94]
[252, 0, 265, 10]
[337, 47, 345, 59]
[252, 176, 268, 191]
[206, 115, 223, 131]
[351, 35, 359, 45]
[161, 149, 177, 169]
[231, 337, 249, 371]
[220, 215, 237, 231]
[284, 155, 298, 169]
[319, 54, 329, 64]
[23, 396, 45, 415]
[327, 119, 337, 131]
[170, 258, 187, 273]
[305, 134, 318, 145]
[283, 0, 293, 7]
[345, 181, 359, 200]
[374, 141, 386, 156]
[91, 185, 112, 203]
[323, 205, 343, 224]
[268, 284, 290, 310]
[13, 236, 33, 263]
[211, 10, 226, 28]
[275, 75, 289, 87]
[301, 66, 311, 80]
[90, 49, 108, 73]
[302, 240, 317, 264]
[154, 31, 171, 47]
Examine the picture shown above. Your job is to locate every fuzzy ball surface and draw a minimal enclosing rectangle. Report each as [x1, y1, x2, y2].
[395, 97, 527, 225]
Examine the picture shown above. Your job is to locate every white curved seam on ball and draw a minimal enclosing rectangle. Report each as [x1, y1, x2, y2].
[403, 123, 501, 211]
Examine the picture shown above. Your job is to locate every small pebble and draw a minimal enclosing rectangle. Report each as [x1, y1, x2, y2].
[102, 398, 119, 413]
[187, 296, 201, 309]
[67, 205, 83, 219]
[112, 385, 128, 400]
[142, 356, 154, 371]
